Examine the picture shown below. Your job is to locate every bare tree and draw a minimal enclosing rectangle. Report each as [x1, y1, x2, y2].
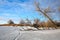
[58, 7, 60, 12]
[8, 20, 14, 24]
[25, 18, 31, 25]
[34, 18, 40, 24]
[34, 0, 57, 28]
[33, 18, 40, 29]
[19, 19, 25, 25]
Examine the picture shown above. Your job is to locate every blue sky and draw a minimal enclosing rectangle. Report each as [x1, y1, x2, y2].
[0, 0, 60, 24]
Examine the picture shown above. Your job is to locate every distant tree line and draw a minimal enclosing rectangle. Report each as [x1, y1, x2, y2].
[7, 18, 60, 29]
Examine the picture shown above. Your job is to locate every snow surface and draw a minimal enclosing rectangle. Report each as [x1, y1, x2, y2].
[0, 26, 60, 40]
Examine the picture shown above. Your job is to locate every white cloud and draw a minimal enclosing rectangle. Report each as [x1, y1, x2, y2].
[0, 0, 34, 10]
[2, 13, 11, 16]
[0, 0, 34, 24]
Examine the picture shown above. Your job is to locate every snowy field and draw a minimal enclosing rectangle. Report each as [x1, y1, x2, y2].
[0, 26, 60, 40]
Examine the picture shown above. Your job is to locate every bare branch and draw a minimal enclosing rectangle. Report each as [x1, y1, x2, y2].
[34, 0, 57, 27]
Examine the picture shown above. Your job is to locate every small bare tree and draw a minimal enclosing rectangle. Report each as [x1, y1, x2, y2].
[8, 20, 14, 24]
[19, 19, 25, 25]
[34, 18, 40, 24]
[33, 18, 40, 29]
[25, 18, 31, 25]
